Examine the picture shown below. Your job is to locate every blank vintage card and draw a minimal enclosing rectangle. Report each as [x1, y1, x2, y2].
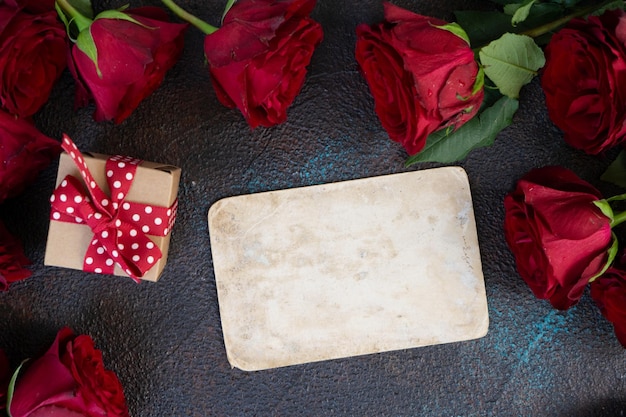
[208, 167, 488, 371]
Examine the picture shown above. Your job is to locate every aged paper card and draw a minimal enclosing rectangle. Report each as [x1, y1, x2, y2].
[208, 167, 488, 371]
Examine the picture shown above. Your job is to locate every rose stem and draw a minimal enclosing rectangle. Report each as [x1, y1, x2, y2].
[161, 0, 218, 34]
[55, 0, 92, 32]
[222, 0, 237, 21]
[611, 211, 626, 228]
[521, 0, 618, 39]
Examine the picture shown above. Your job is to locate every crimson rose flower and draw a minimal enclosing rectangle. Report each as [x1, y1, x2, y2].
[64, 6, 187, 124]
[0, 220, 31, 291]
[9, 327, 130, 417]
[204, 0, 323, 128]
[0, 109, 61, 203]
[355, 2, 484, 156]
[542, 9, 626, 155]
[5, 0, 55, 14]
[0, 0, 67, 117]
[504, 166, 613, 310]
[591, 262, 626, 348]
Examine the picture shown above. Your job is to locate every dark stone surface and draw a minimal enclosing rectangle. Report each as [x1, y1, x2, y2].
[1, 1, 625, 416]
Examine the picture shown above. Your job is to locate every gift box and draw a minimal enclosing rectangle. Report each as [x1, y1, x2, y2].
[44, 136, 181, 282]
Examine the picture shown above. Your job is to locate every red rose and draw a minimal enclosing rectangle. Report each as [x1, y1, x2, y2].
[355, 2, 484, 156]
[591, 264, 626, 347]
[0, 220, 31, 291]
[68, 7, 187, 124]
[0, 110, 61, 203]
[204, 0, 323, 128]
[9, 327, 130, 417]
[0, 0, 67, 117]
[504, 166, 613, 310]
[4, 0, 56, 14]
[542, 9, 626, 155]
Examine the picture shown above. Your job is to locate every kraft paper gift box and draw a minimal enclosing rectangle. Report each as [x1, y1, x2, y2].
[44, 136, 181, 282]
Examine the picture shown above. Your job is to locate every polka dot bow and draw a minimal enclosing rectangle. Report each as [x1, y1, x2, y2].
[49, 135, 177, 281]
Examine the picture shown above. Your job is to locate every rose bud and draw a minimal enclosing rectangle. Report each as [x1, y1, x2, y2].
[204, 0, 323, 128]
[0, 0, 67, 117]
[504, 166, 614, 310]
[8, 327, 130, 417]
[355, 2, 484, 156]
[56, 1, 188, 124]
[542, 9, 626, 155]
[0, 109, 61, 204]
[591, 263, 626, 348]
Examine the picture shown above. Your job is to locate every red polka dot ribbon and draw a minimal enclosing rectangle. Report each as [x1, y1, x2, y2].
[49, 135, 178, 282]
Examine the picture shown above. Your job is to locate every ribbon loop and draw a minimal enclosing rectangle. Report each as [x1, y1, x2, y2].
[49, 135, 177, 281]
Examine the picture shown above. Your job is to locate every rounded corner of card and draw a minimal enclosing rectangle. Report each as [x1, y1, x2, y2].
[207, 197, 232, 226]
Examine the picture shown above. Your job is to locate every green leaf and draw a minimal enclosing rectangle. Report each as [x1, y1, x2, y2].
[433, 22, 471, 45]
[455, 4, 563, 48]
[594, 199, 615, 224]
[471, 67, 485, 96]
[588, 232, 619, 283]
[550, 0, 584, 6]
[479, 33, 545, 98]
[592, 0, 625, 15]
[511, 0, 538, 26]
[601, 149, 626, 188]
[455, 11, 513, 47]
[6, 360, 28, 417]
[503, 4, 521, 16]
[404, 96, 519, 165]
[76, 28, 101, 78]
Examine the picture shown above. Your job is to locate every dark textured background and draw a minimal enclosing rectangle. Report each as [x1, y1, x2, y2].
[1, 0, 625, 416]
